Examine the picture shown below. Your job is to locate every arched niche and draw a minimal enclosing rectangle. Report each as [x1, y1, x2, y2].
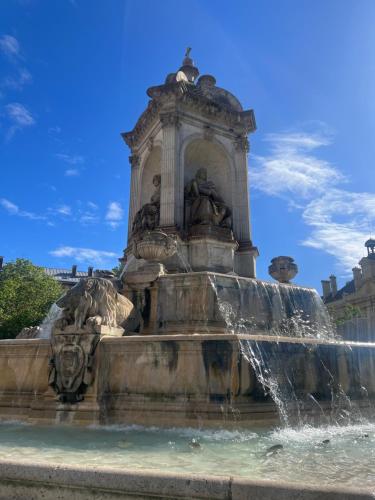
[183, 138, 232, 210]
[140, 146, 161, 207]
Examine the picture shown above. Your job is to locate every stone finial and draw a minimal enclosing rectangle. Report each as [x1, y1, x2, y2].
[178, 47, 199, 83]
[268, 256, 298, 284]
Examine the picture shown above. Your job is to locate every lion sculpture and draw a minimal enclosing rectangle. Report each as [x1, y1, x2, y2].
[54, 277, 140, 333]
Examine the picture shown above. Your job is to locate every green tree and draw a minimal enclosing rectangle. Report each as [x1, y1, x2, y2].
[112, 262, 124, 277]
[334, 304, 362, 326]
[0, 259, 63, 339]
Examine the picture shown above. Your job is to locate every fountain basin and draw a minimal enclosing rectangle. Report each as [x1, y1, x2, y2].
[1, 334, 375, 427]
[0, 423, 374, 498]
[150, 272, 330, 336]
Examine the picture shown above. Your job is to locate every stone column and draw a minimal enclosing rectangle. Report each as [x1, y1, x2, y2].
[232, 136, 251, 242]
[159, 113, 180, 228]
[232, 136, 258, 278]
[127, 154, 140, 243]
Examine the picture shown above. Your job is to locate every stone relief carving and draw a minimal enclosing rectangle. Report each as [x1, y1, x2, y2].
[129, 154, 140, 168]
[185, 167, 231, 228]
[48, 332, 99, 403]
[234, 135, 249, 152]
[160, 112, 180, 128]
[48, 277, 141, 403]
[132, 174, 161, 235]
[133, 230, 177, 262]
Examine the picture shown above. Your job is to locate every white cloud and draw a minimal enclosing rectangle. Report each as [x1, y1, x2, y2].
[48, 126, 61, 134]
[50, 246, 117, 265]
[56, 205, 72, 216]
[252, 127, 375, 275]
[56, 153, 84, 165]
[0, 198, 45, 220]
[0, 35, 20, 59]
[2, 68, 32, 90]
[105, 201, 124, 228]
[252, 132, 343, 199]
[4, 103, 35, 140]
[6, 102, 35, 126]
[65, 169, 79, 177]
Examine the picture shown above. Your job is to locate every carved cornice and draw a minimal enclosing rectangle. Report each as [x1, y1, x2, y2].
[122, 99, 161, 150]
[122, 82, 256, 151]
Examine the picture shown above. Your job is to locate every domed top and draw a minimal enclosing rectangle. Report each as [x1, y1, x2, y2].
[146, 50, 253, 119]
[365, 238, 375, 248]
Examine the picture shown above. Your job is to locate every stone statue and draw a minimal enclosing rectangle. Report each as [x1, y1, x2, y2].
[132, 174, 161, 234]
[185, 167, 231, 228]
[54, 277, 140, 333]
[48, 277, 142, 403]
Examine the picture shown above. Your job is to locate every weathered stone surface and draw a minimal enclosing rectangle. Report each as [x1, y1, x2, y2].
[55, 277, 138, 333]
[122, 55, 257, 276]
[0, 333, 374, 427]
[0, 460, 372, 500]
[269, 256, 298, 284]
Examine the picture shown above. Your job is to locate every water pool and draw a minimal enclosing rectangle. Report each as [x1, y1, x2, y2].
[0, 421, 374, 489]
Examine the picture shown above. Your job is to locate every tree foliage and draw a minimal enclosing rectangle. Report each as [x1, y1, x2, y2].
[334, 304, 362, 326]
[0, 259, 63, 339]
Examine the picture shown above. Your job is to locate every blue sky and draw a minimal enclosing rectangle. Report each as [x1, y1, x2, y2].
[1, 0, 375, 292]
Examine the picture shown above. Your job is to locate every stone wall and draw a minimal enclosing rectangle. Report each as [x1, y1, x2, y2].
[0, 334, 375, 427]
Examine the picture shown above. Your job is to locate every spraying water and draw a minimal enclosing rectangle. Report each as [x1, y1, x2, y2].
[208, 275, 367, 427]
[36, 303, 63, 339]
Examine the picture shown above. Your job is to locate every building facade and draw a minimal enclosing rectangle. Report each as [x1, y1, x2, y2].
[321, 239, 375, 341]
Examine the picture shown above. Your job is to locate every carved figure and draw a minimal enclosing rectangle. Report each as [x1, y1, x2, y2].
[48, 277, 141, 403]
[48, 333, 98, 403]
[185, 168, 231, 227]
[54, 277, 140, 333]
[132, 174, 161, 234]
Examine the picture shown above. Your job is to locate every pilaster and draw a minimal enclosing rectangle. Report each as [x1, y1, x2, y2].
[159, 112, 180, 228]
[127, 154, 141, 242]
[232, 135, 251, 243]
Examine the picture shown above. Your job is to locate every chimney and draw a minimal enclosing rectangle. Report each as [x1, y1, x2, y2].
[87, 266, 93, 277]
[329, 275, 337, 296]
[71, 264, 77, 277]
[352, 267, 362, 290]
[0, 256, 3, 271]
[321, 280, 331, 300]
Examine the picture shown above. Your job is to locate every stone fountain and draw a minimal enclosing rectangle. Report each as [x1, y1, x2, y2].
[2, 51, 375, 429]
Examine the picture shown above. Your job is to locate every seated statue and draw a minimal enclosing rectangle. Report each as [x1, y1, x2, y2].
[185, 168, 231, 228]
[132, 174, 161, 235]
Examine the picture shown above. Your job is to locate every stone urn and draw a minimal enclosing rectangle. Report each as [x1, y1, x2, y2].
[268, 256, 298, 284]
[133, 230, 177, 262]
